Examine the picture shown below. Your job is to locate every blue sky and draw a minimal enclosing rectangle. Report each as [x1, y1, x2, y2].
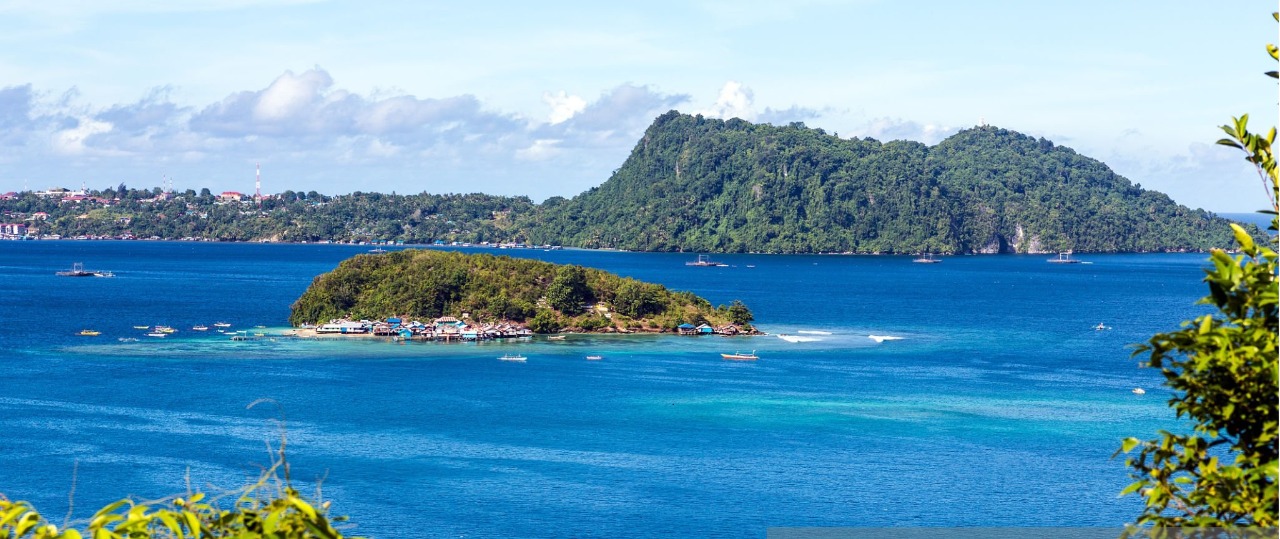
[0, 1, 1274, 211]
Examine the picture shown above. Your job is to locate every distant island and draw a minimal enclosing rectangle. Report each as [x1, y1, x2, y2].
[289, 249, 757, 336]
[0, 111, 1255, 253]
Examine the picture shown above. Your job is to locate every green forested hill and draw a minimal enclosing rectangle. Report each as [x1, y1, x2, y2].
[522, 111, 1241, 254]
[288, 249, 753, 333]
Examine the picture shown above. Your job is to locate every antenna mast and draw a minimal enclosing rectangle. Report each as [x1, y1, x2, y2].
[255, 163, 262, 209]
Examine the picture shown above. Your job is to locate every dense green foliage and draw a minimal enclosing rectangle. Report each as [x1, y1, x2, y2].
[1120, 225, 1278, 528]
[0, 437, 358, 539]
[2, 117, 1253, 253]
[523, 112, 1246, 253]
[1118, 28, 1278, 529]
[0, 485, 353, 539]
[288, 249, 750, 332]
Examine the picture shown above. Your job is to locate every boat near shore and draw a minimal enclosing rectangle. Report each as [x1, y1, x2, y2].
[686, 255, 729, 267]
[721, 350, 758, 360]
[1048, 252, 1082, 264]
[499, 354, 527, 362]
[56, 262, 114, 277]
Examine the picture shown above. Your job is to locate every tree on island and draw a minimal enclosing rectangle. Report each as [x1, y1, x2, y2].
[545, 264, 594, 313]
[1117, 15, 1278, 529]
[724, 299, 754, 326]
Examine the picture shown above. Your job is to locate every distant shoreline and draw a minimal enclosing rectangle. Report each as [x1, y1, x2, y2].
[0, 236, 1236, 255]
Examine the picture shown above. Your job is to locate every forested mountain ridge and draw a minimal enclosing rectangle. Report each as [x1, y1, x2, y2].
[1, 111, 1248, 253]
[522, 111, 1242, 254]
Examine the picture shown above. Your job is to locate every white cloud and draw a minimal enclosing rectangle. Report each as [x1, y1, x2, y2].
[516, 139, 562, 161]
[543, 91, 586, 125]
[52, 116, 114, 155]
[253, 69, 330, 121]
[701, 81, 754, 121]
[860, 117, 958, 145]
[365, 137, 400, 158]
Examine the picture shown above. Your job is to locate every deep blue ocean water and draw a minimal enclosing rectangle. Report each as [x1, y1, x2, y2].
[0, 241, 1213, 537]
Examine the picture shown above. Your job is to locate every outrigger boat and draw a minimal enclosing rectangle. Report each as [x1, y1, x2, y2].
[213, 322, 232, 328]
[57, 262, 113, 277]
[192, 325, 209, 331]
[721, 350, 758, 361]
[686, 254, 729, 267]
[77, 329, 101, 336]
[498, 354, 527, 362]
[1048, 252, 1082, 264]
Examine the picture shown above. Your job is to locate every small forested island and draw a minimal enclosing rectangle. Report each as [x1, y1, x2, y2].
[289, 249, 757, 335]
[0, 111, 1255, 253]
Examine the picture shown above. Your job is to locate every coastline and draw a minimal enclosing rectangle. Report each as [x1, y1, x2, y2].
[0, 236, 1225, 256]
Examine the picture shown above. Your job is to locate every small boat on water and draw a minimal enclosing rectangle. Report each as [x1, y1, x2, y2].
[77, 329, 101, 336]
[57, 262, 114, 277]
[686, 255, 729, 267]
[913, 253, 942, 263]
[546, 335, 566, 340]
[1048, 252, 1082, 264]
[721, 350, 758, 360]
[213, 322, 231, 328]
[146, 332, 166, 337]
[1132, 388, 1146, 395]
[117, 337, 138, 342]
[585, 355, 604, 360]
[368, 247, 387, 253]
[192, 325, 209, 331]
[132, 325, 150, 330]
[1094, 322, 1111, 331]
[498, 354, 527, 362]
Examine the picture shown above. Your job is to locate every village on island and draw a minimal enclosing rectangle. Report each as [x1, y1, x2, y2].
[298, 315, 756, 341]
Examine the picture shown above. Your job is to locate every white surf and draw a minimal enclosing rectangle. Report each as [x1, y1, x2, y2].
[777, 334, 822, 343]
[868, 335, 904, 343]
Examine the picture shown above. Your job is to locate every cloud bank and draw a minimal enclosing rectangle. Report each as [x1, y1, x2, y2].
[0, 69, 701, 198]
[0, 72, 1252, 210]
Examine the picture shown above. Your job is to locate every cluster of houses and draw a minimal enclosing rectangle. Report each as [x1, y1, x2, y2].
[312, 316, 534, 341]
[676, 323, 751, 336]
[306, 316, 753, 340]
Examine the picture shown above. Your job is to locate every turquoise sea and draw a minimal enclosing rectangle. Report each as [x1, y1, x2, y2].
[0, 241, 1212, 537]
